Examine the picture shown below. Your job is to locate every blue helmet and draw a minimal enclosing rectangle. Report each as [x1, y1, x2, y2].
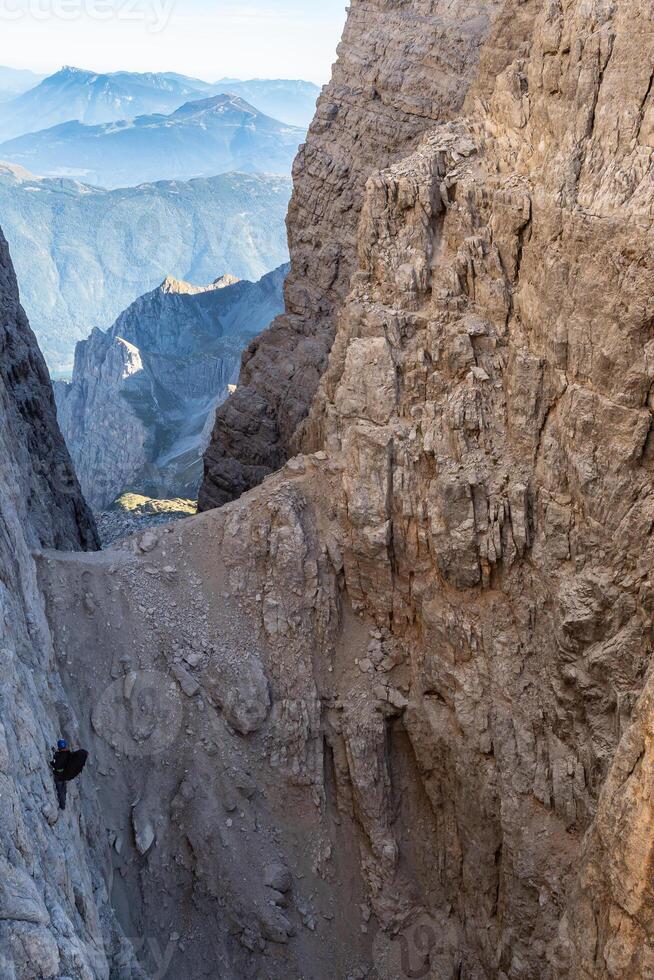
[57, 739, 68, 750]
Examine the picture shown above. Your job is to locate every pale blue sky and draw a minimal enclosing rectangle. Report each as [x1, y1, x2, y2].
[1, 0, 349, 84]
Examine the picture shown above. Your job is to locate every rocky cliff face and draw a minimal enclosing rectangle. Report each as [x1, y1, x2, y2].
[0, 228, 98, 552]
[188, 0, 654, 975]
[8, 0, 654, 977]
[0, 229, 146, 978]
[200, 0, 517, 508]
[55, 266, 287, 509]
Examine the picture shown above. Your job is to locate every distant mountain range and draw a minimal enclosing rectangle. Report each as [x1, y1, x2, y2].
[0, 163, 291, 369]
[55, 265, 288, 508]
[0, 66, 320, 140]
[0, 67, 210, 139]
[0, 93, 305, 187]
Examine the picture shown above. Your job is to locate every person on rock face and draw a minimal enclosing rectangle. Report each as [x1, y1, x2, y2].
[50, 739, 89, 811]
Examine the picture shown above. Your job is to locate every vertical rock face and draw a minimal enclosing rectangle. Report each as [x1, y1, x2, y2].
[299, 0, 654, 973]
[200, 0, 513, 509]
[13, 0, 652, 976]
[196, 0, 654, 976]
[0, 227, 97, 551]
[0, 230, 145, 978]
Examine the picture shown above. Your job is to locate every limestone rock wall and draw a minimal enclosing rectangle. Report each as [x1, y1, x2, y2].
[0, 228, 143, 979]
[200, 0, 511, 509]
[296, 0, 654, 974]
[197, 0, 653, 974]
[0, 228, 98, 552]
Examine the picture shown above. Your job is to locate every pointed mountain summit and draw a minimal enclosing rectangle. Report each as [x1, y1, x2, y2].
[55, 264, 289, 508]
[160, 273, 240, 295]
[211, 78, 320, 127]
[0, 66, 217, 141]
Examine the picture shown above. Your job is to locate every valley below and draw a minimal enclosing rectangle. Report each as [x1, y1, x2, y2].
[55, 265, 288, 511]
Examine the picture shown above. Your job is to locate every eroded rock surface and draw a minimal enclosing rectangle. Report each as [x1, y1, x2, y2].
[0, 228, 145, 979]
[200, 0, 512, 508]
[182, 0, 654, 975]
[8, 0, 654, 977]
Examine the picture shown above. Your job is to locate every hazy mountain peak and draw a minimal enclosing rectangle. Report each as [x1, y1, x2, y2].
[213, 274, 240, 289]
[0, 68, 321, 139]
[160, 272, 241, 295]
[171, 93, 258, 119]
[0, 93, 304, 188]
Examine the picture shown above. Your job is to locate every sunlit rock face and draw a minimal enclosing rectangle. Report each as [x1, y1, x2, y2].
[197, 0, 654, 975]
[55, 265, 288, 509]
[200, 0, 510, 509]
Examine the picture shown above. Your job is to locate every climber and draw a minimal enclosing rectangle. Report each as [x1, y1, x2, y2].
[50, 739, 89, 811]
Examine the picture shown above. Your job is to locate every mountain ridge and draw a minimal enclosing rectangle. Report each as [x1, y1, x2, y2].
[0, 93, 305, 187]
[0, 164, 291, 369]
[0, 66, 321, 139]
[55, 264, 288, 508]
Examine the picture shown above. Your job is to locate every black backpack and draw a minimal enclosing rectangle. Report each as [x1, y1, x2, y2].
[63, 750, 89, 782]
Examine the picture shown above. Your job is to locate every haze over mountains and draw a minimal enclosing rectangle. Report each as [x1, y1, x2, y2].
[0, 94, 305, 188]
[212, 78, 321, 127]
[0, 66, 45, 102]
[0, 63, 309, 377]
[0, 67, 213, 140]
[55, 265, 288, 509]
[0, 66, 321, 140]
[0, 163, 291, 369]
